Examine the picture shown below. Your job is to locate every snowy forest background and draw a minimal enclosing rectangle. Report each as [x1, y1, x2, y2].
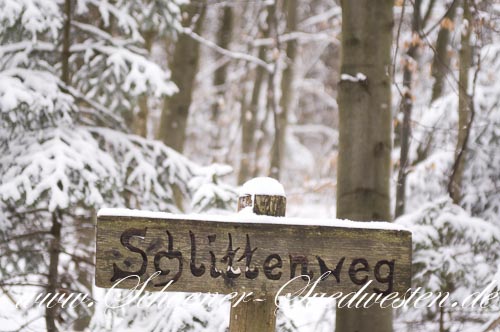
[1, 0, 500, 331]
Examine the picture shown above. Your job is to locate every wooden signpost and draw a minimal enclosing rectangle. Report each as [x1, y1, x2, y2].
[95, 178, 412, 331]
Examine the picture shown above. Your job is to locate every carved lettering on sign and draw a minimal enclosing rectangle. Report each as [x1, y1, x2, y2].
[289, 255, 313, 281]
[316, 256, 345, 282]
[374, 259, 395, 295]
[263, 254, 282, 280]
[98, 222, 410, 295]
[208, 234, 222, 278]
[153, 231, 183, 286]
[238, 234, 259, 279]
[109, 230, 399, 289]
[349, 258, 370, 286]
[189, 230, 205, 277]
[222, 233, 241, 281]
[110, 228, 148, 282]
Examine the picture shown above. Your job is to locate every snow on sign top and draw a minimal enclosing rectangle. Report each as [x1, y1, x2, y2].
[97, 208, 409, 232]
[239, 177, 286, 197]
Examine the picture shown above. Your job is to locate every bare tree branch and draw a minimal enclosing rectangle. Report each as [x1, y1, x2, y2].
[181, 27, 274, 73]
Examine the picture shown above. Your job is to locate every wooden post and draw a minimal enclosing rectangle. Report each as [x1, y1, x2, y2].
[229, 177, 286, 332]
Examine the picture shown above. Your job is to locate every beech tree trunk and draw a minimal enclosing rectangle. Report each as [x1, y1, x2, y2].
[430, 1, 458, 102]
[335, 1, 394, 331]
[210, 6, 233, 158]
[238, 4, 274, 184]
[212, 6, 233, 121]
[414, 1, 457, 163]
[158, 2, 206, 152]
[395, 0, 421, 218]
[270, 0, 297, 180]
[449, 0, 473, 204]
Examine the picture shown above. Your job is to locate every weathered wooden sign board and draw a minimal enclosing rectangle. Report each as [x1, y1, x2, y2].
[95, 209, 411, 295]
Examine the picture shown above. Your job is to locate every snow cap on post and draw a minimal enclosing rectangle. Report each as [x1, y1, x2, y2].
[237, 177, 286, 217]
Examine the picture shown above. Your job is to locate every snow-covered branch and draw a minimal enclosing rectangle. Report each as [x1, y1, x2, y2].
[181, 27, 274, 73]
[251, 31, 338, 48]
[298, 6, 341, 29]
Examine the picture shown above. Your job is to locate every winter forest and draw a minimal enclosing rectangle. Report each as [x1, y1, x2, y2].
[1, 0, 500, 331]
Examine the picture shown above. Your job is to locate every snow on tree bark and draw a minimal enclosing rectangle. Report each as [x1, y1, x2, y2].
[335, 0, 394, 331]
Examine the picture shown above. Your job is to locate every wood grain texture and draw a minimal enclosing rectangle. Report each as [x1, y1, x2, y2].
[237, 194, 286, 217]
[95, 215, 411, 295]
[229, 293, 276, 332]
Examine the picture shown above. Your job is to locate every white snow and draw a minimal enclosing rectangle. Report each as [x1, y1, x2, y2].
[237, 206, 254, 215]
[227, 266, 241, 274]
[238, 177, 286, 197]
[340, 72, 367, 82]
[97, 208, 410, 232]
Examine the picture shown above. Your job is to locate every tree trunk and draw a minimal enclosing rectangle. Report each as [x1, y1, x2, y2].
[448, 0, 473, 204]
[212, 6, 233, 121]
[238, 5, 274, 184]
[335, 1, 394, 332]
[61, 0, 71, 86]
[72, 212, 96, 331]
[46, 212, 61, 332]
[253, 103, 272, 178]
[210, 5, 233, 159]
[158, 2, 206, 152]
[395, 0, 421, 218]
[270, 0, 297, 180]
[46, 1, 71, 328]
[415, 1, 458, 163]
[134, 30, 155, 137]
[430, 1, 458, 102]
